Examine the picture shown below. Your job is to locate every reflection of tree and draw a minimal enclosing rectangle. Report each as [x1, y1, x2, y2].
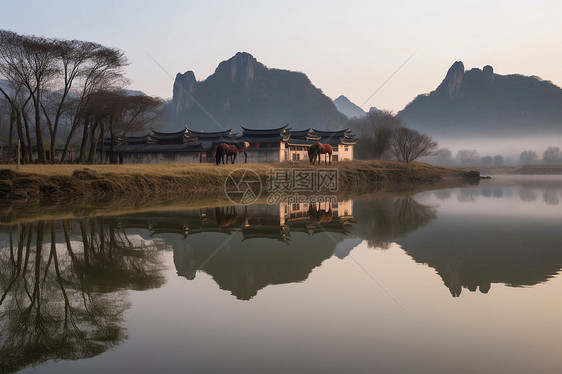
[353, 197, 438, 249]
[457, 189, 478, 203]
[519, 188, 537, 202]
[542, 190, 559, 206]
[74, 217, 165, 292]
[433, 190, 451, 201]
[0, 217, 165, 373]
[492, 187, 503, 198]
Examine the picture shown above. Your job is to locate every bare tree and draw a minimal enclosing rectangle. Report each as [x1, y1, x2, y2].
[79, 91, 163, 163]
[456, 149, 480, 165]
[520, 150, 538, 164]
[493, 155, 503, 165]
[0, 30, 60, 162]
[349, 110, 400, 159]
[388, 127, 437, 164]
[0, 30, 129, 163]
[543, 146, 561, 164]
[57, 43, 129, 162]
[436, 148, 453, 165]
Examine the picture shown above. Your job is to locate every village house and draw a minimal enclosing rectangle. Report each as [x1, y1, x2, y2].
[102, 124, 357, 164]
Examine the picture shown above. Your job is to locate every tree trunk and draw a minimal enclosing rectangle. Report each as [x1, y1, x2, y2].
[109, 121, 115, 164]
[22, 109, 34, 163]
[78, 117, 90, 164]
[7, 107, 15, 163]
[32, 91, 46, 163]
[87, 119, 100, 164]
[99, 122, 105, 164]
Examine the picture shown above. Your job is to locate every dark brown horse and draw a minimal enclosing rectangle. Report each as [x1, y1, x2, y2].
[213, 142, 250, 165]
[308, 142, 333, 165]
[213, 143, 237, 165]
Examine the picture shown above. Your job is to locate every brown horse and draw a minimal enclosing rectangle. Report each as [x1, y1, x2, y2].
[237, 141, 250, 163]
[213, 142, 250, 165]
[308, 142, 333, 165]
[213, 143, 237, 165]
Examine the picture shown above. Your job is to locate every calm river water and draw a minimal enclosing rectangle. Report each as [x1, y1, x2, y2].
[1, 176, 561, 373]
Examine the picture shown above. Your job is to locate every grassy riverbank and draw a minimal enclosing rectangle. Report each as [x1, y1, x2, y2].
[0, 160, 469, 203]
[5, 161, 560, 225]
[0, 160, 482, 224]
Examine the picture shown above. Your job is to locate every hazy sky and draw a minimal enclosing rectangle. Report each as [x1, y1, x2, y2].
[2, 0, 561, 112]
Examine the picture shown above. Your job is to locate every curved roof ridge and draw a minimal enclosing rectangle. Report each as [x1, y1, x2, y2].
[241, 123, 289, 133]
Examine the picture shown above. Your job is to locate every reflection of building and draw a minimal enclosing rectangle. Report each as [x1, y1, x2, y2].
[101, 124, 357, 164]
[281, 200, 352, 222]
[117, 202, 356, 300]
[119, 201, 354, 242]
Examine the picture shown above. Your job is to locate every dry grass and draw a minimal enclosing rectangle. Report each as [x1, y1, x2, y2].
[0, 160, 469, 214]
[1, 160, 467, 180]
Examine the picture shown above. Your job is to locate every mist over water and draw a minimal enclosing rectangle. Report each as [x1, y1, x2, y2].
[425, 134, 562, 164]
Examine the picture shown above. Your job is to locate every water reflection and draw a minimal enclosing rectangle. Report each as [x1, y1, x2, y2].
[118, 202, 355, 300]
[2, 178, 562, 372]
[353, 197, 437, 249]
[433, 176, 562, 205]
[0, 219, 165, 373]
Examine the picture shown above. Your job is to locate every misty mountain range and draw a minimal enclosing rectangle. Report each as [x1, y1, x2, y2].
[3, 53, 561, 138]
[169, 54, 562, 136]
[169, 52, 347, 131]
[397, 61, 562, 136]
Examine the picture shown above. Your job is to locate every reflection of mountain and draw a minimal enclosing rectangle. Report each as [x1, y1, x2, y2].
[119, 202, 356, 300]
[396, 216, 562, 297]
[176, 232, 342, 300]
[352, 197, 438, 249]
[0, 218, 165, 373]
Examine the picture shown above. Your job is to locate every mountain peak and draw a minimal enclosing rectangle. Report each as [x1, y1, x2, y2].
[333, 95, 366, 119]
[437, 61, 465, 98]
[173, 71, 197, 113]
[169, 53, 347, 131]
[398, 62, 562, 136]
[212, 52, 260, 90]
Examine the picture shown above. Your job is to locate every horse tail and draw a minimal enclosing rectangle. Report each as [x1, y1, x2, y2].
[212, 144, 218, 158]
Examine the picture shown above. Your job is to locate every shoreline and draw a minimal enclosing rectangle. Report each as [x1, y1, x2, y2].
[0, 161, 475, 222]
[0, 160, 469, 203]
[2, 161, 559, 224]
[2, 162, 560, 209]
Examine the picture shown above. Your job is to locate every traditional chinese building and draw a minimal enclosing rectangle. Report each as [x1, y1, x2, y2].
[285, 128, 356, 162]
[102, 124, 357, 164]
